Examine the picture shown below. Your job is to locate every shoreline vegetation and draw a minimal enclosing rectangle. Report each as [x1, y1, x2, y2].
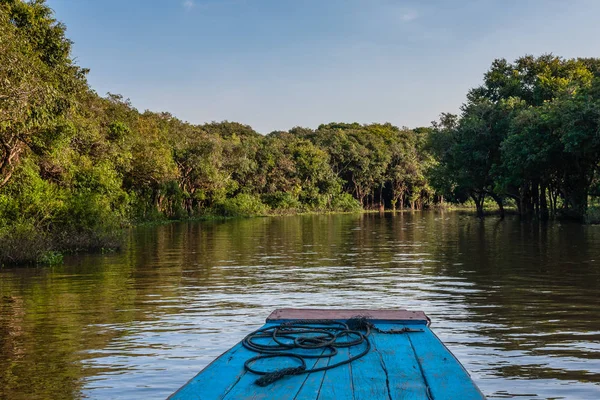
[2, 1, 600, 265]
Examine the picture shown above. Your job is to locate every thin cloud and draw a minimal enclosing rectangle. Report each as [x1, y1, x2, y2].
[183, 0, 195, 10]
[400, 10, 418, 22]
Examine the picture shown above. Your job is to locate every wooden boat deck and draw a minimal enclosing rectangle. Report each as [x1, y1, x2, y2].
[169, 309, 484, 400]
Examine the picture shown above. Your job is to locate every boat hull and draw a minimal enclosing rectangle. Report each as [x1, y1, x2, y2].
[169, 309, 484, 400]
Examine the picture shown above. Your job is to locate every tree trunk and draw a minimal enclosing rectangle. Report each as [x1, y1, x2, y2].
[520, 183, 531, 219]
[519, 184, 525, 218]
[471, 193, 485, 218]
[565, 185, 588, 221]
[0, 138, 24, 189]
[527, 182, 535, 217]
[549, 186, 558, 217]
[540, 182, 549, 220]
[547, 184, 555, 217]
[532, 181, 540, 217]
[489, 192, 504, 220]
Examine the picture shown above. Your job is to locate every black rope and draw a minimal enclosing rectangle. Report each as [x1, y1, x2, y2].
[242, 317, 422, 387]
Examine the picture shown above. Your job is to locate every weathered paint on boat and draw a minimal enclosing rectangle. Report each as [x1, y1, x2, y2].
[169, 309, 485, 400]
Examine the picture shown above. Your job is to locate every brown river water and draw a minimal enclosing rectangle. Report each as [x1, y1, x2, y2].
[1, 212, 599, 399]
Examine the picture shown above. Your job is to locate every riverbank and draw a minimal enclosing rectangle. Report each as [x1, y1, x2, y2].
[3, 201, 599, 267]
[0, 201, 362, 266]
[0, 205, 453, 266]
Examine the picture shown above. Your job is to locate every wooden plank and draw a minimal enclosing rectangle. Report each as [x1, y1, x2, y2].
[317, 344, 354, 400]
[222, 326, 328, 400]
[168, 342, 248, 400]
[407, 328, 485, 400]
[292, 350, 330, 400]
[347, 331, 390, 400]
[368, 323, 429, 400]
[267, 309, 428, 323]
[221, 352, 327, 400]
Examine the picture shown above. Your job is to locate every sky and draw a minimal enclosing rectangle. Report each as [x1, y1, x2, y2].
[47, 0, 600, 134]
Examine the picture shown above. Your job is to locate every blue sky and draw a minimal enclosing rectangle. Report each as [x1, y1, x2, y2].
[48, 0, 600, 133]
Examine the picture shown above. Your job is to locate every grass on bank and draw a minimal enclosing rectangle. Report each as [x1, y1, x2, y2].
[0, 192, 362, 266]
[0, 220, 124, 266]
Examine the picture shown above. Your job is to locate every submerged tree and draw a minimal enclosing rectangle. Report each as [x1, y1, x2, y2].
[430, 55, 600, 220]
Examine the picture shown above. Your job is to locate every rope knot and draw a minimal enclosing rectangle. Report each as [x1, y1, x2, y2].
[346, 316, 373, 332]
[255, 366, 306, 387]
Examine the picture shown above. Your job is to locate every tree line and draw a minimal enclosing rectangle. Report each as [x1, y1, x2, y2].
[2, 0, 600, 264]
[429, 55, 600, 220]
[0, 0, 434, 263]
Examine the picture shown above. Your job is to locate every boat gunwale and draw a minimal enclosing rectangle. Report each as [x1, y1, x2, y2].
[266, 308, 429, 323]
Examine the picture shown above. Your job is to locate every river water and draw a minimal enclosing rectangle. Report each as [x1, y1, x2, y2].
[1, 212, 599, 399]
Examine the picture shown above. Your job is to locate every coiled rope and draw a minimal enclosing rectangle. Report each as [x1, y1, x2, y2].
[242, 317, 422, 387]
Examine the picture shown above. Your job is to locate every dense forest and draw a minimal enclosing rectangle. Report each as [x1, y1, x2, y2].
[1, 0, 600, 264]
[431, 56, 600, 220]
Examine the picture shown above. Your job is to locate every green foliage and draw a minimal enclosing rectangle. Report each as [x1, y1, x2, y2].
[54, 192, 123, 249]
[214, 193, 269, 217]
[584, 206, 600, 224]
[36, 251, 63, 265]
[0, 220, 51, 264]
[430, 54, 600, 220]
[0, 0, 87, 189]
[330, 193, 362, 212]
[262, 192, 302, 210]
[0, 159, 64, 228]
[107, 121, 130, 143]
[307, 122, 432, 209]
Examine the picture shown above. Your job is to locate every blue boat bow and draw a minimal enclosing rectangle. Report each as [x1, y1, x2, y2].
[169, 309, 484, 400]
